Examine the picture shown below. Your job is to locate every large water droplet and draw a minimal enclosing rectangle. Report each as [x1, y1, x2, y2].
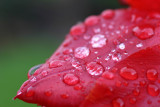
[86, 62, 104, 76]
[146, 69, 158, 81]
[85, 16, 100, 26]
[28, 64, 42, 78]
[133, 26, 154, 40]
[63, 73, 79, 86]
[120, 67, 138, 80]
[49, 60, 65, 68]
[147, 84, 159, 96]
[90, 34, 107, 48]
[70, 23, 86, 36]
[101, 9, 115, 19]
[112, 98, 125, 107]
[74, 47, 90, 59]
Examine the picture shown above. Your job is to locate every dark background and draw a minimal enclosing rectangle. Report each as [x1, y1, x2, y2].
[0, 0, 126, 106]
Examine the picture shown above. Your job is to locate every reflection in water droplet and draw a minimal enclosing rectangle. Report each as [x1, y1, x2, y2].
[74, 47, 90, 59]
[90, 34, 107, 48]
[28, 64, 42, 78]
[86, 62, 104, 76]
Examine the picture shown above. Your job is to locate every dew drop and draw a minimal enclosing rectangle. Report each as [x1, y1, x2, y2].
[118, 43, 125, 50]
[74, 47, 90, 59]
[63, 73, 79, 86]
[90, 34, 107, 48]
[106, 86, 114, 96]
[26, 87, 35, 97]
[28, 64, 42, 78]
[85, 16, 100, 26]
[129, 97, 137, 104]
[63, 48, 73, 55]
[116, 81, 122, 87]
[74, 84, 83, 90]
[133, 26, 154, 40]
[146, 69, 158, 81]
[41, 71, 48, 77]
[147, 84, 159, 96]
[101, 9, 115, 19]
[49, 60, 65, 68]
[30, 77, 37, 82]
[120, 67, 138, 80]
[61, 94, 69, 99]
[70, 23, 86, 36]
[71, 60, 82, 71]
[139, 80, 146, 86]
[136, 43, 143, 48]
[133, 88, 140, 96]
[86, 62, 104, 76]
[44, 89, 52, 97]
[112, 53, 122, 62]
[112, 98, 125, 107]
[102, 71, 115, 80]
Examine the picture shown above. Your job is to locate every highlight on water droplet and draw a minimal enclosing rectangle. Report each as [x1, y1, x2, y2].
[63, 73, 79, 86]
[86, 62, 104, 76]
[90, 34, 107, 48]
[74, 47, 90, 59]
[118, 43, 125, 50]
[112, 98, 125, 107]
[146, 69, 158, 81]
[28, 64, 42, 78]
[147, 84, 159, 96]
[120, 67, 138, 80]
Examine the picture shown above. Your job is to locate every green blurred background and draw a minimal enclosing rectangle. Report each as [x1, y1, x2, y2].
[0, 0, 125, 106]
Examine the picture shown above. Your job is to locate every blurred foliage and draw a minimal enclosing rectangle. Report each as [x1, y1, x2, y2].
[0, 0, 126, 106]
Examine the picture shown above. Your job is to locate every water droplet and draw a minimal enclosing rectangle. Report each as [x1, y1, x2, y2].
[139, 80, 146, 86]
[118, 43, 125, 50]
[71, 60, 82, 71]
[146, 69, 158, 81]
[41, 71, 48, 77]
[63, 73, 79, 86]
[83, 35, 91, 40]
[129, 97, 137, 104]
[147, 84, 159, 96]
[74, 47, 90, 59]
[120, 67, 138, 80]
[102, 71, 115, 80]
[30, 77, 37, 82]
[112, 53, 122, 62]
[61, 94, 69, 99]
[70, 23, 86, 36]
[90, 34, 107, 48]
[106, 86, 114, 96]
[136, 43, 143, 48]
[85, 16, 100, 26]
[116, 81, 122, 87]
[133, 88, 140, 96]
[112, 98, 125, 107]
[63, 48, 73, 55]
[44, 89, 52, 97]
[49, 60, 65, 68]
[74, 84, 83, 90]
[133, 26, 154, 40]
[86, 62, 104, 76]
[26, 87, 35, 97]
[28, 64, 42, 78]
[101, 9, 115, 19]
[93, 27, 101, 33]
